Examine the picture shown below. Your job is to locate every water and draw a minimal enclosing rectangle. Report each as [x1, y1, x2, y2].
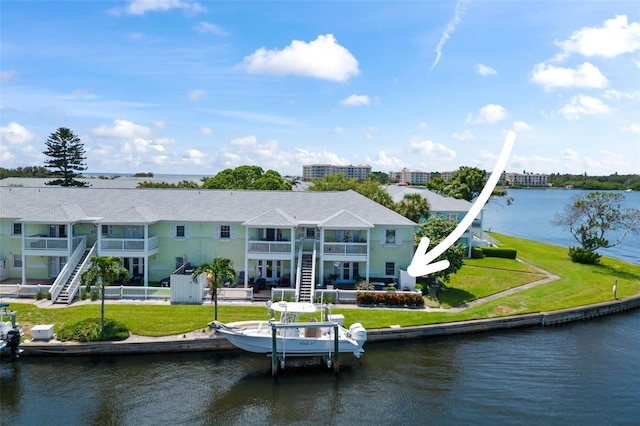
[2, 311, 639, 425]
[483, 189, 640, 265]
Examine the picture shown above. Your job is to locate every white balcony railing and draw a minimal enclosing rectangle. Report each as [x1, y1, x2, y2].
[247, 241, 292, 254]
[24, 235, 85, 252]
[100, 235, 158, 253]
[323, 242, 367, 255]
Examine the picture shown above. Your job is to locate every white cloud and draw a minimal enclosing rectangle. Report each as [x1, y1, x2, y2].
[620, 123, 640, 134]
[183, 149, 205, 165]
[241, 34, 360, 82]
[155, 121, 167, 129]
[603, 89, 640, 100]
[409, 139, 456, 161]
[531, 62, 609, 90]
[198, 127, 213, 135]
[451, 130, 475, 141]
[110, 0, 207, 16]
[512, 121, 532, 132]
[340, 94, 370, 106]
[367, 151, 404, 169]
[123, 137, 167, 154]
[230, 135, 258, 147]
[334, 126, 346, 134]
[555, 15, 640, 60]
[1, 70, 17, 82]
[93, 119, 153, 139]
[467, 104, 507, 124]
[188, 89, 205, 101]
[194, 22, 228, 36]
[431, 0, 470, 70]
[418, 122, 429, 129]
[0, 122, 34, 144]
[558, 95, 612, 120]
[561, 148, 578, 160]
[473, 64, 497, 76]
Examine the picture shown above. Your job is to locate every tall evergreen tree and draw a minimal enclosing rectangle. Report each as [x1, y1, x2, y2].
[43, 127, 88, 187]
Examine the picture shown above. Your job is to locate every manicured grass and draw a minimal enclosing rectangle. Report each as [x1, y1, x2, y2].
[7, 233, 640, 336]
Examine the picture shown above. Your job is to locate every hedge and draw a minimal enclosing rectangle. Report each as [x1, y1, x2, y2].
[481, 247, 517, 259]
[356, 291, 425, 307]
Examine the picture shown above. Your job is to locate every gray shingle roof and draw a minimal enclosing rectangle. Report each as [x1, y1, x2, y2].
[385, 186, 472, 213]
[1, 187, 416, 227]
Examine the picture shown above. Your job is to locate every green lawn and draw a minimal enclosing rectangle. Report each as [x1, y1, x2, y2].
[7, 233, 640, 336]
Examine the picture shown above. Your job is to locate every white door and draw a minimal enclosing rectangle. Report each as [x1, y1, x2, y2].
[48, 256, 67, 278]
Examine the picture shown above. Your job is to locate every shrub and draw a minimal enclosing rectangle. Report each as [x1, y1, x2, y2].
[57, 318, 129, 342]
[482, 247, 517, 259]
[405, 293, 425, 307]
[356, 280, 374, 291]
[471, 247, 485, 259]
[356, 292, 375, 305]
[90, 290, 99, 301]
[35, 290, 44, 300]
[568, 246, 601, 264]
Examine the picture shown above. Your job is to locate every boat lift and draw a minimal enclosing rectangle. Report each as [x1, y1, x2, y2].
[269, 320, 341, 376]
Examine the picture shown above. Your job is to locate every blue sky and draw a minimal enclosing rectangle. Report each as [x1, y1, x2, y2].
[1, 1, 639, 177]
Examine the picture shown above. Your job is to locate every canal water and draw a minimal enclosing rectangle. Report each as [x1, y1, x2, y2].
[2, 310, 639, 425]
[1, 188, 639, 425]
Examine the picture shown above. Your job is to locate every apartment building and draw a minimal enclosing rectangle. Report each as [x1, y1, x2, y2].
[302, 164, 371, 181]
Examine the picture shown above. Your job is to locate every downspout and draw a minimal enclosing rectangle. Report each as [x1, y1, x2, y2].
[144, 224, 148, 286]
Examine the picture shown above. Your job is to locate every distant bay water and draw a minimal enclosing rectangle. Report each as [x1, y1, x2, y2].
[482, 189, 639, 265]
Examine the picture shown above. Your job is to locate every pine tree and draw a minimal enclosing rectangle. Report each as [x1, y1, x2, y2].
[43, 127, 88, 187]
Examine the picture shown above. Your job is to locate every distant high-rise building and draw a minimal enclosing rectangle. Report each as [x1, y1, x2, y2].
[302, 164, 372, 181]
[389, 168, 432, 185]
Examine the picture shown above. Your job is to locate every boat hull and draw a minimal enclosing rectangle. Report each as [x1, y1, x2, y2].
[212, 321, 365, 357]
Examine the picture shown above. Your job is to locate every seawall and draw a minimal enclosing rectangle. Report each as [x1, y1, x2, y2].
[20, 295, 640, 356]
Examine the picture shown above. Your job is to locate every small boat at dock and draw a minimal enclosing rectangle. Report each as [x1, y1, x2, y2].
[209, 301, 367, 364]
[0, 303, 23, 359]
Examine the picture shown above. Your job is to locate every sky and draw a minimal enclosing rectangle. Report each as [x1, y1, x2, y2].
[1, 0, 639, 177]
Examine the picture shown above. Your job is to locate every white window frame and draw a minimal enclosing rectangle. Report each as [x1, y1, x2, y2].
[385, 229, 396, 244]
[12, 254, 22, 269]
[171, 224, 189, 239]
[101, 225, 113, 235]
[385, 261, 396, 276]
[220, 225, 231, 239]
[12, 222, 22, 236]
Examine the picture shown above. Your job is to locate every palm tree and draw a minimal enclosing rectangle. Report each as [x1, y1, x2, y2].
[191, 257, 237, 321]
[394, 193, 430, 223]
[80, 256, 129, 331]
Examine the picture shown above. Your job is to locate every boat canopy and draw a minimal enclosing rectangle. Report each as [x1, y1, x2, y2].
[269, 301, 319, 314]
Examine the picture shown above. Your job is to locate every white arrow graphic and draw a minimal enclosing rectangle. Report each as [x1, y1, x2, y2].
[407, 131, 516, 277]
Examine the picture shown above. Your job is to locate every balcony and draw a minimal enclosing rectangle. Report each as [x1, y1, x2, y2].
[23, 235, 85, 256]
[323, 242, 367, 258]
[99, 235, 159, 256]
[247, 240, 292, 254]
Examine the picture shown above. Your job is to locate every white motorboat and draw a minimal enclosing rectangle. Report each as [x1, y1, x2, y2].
[210, 301, 367, 359]
[0, 303, 23, 359]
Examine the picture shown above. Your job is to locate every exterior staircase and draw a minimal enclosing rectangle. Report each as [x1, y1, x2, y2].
[298, 254, 314, 303]
[53, 249, 91, 304]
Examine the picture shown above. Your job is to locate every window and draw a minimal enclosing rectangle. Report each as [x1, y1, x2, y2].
[12, 223, 22, 236]
[171, 224, 189, 239]
[101, 225, 112, 235]
[220, 225, 231, 239]
[12, 254, 22, 268]
[385, 262, 395, 276]
[385, 229, 396, 244]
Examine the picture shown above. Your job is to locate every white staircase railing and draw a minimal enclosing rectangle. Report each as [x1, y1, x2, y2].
[64, 242, 97, 304]
[294, 245, 303, 302]
[309, 241, 318, 303]
[49, 238, 87, 302]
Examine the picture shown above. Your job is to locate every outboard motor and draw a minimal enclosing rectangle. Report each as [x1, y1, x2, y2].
[349, 323, 367, 358]
[6, 329, 21, 359]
